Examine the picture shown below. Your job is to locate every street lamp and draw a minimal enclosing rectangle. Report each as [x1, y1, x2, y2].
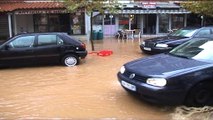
[201, 15, 204, 26]
[109, 15, 113, 25]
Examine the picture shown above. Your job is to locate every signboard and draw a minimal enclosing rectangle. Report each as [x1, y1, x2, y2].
[142, 2, 156, 9]
[14, 9, 68, 15]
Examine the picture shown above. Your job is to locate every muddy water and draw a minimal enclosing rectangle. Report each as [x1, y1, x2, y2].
[0, 38, 212, 119]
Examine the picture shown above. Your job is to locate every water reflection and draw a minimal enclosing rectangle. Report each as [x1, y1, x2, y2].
[0, 38, 212, 119]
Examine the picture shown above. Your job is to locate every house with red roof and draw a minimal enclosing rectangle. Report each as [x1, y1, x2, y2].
[0, 0, 87, 39]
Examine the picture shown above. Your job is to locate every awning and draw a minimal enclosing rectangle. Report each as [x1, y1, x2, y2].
[110, 9, 190, 14]
[0, 2, 65, 12]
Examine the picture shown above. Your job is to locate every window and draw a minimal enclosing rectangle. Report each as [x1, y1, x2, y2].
[70, 12, 85, 35]
[172, 14, 184, 30]
[104, 15, 115, 25]
[195, 29, 211, 37]
[9, 36, 35, 48]
[34, 14, 70, 33]
[38, 35, 63, 46]
[119, 15, 129, 29]
[159, 14, 169, 33]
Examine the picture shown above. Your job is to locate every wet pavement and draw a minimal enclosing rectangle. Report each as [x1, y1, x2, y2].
[0, 38, 212, 119]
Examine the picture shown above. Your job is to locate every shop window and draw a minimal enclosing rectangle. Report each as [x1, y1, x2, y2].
[34, 14, 70, 33]
[93, 15, 103, 25]
[93, 15, 103, 31]
[104, 15, 115, 25]
[70, 12, 85, 35]
[119, 15, 129, 29]
[34, 14, 48, 32]
[49, 15, 60, 32]
[172, 14, 184, 30]
[159, 14, 169, 33]
[143, 14, 156, 34]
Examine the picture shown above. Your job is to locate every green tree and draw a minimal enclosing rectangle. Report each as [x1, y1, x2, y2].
[63, 0, 119, 51]
[181, 1, 213, 17]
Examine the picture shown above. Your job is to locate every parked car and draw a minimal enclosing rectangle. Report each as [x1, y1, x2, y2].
[118, 37, 213, 106]
[0, 32, 87, 67]
[140, 26, 213, 54]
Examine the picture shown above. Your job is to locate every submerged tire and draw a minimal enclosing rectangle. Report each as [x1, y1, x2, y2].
[185, 82, 213, 107]
[62, 54, 79, 67]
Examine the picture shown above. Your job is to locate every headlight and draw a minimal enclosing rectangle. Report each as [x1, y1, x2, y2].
[146, 78, 167, 87]
[120, 66, 125, 74]
[155, 44, 168, 48]
[142, 41, 145, 46]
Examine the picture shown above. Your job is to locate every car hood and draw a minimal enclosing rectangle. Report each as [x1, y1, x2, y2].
[125, 54, 212, 78]
[146, 36, 188, 44]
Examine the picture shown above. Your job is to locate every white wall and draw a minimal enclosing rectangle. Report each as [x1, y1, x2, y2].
[85, 13, 91, 41]
[16, 15, 34, 34]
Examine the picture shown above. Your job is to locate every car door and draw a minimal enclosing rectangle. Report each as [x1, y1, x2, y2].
[34, 34, 64, 64]
[0, 35, 35, 66]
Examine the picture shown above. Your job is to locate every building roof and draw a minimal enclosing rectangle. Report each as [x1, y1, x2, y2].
[0, 1, 65, 12]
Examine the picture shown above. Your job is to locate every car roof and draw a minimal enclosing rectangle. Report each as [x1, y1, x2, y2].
[181, 26, 201, 30]
[16, 32, 67, 36]
[200, 26, 213, 28]
[180, 26, 213, 30]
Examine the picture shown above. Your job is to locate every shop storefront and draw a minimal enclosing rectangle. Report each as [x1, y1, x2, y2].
[94, 2, 190, 36]
[0, 1, 86, 39]
[1, 1, 212, 40]
[15, 10, 86, 36]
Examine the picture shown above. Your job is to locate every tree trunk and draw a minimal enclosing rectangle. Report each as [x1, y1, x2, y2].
[90, 12, 95, 51]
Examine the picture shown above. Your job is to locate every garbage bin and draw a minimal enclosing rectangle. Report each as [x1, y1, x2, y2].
[97, 30, 103, 40]
[92, 30, 98, 40]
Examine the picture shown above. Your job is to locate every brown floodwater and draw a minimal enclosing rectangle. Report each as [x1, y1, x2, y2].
[0, 37, 212, 119]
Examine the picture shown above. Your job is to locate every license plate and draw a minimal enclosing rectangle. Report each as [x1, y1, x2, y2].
[144, 47, 151, 51]
[121, 81, 136, 91]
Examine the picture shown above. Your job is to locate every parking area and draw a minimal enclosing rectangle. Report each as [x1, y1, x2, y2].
[0, 37, 212, 119]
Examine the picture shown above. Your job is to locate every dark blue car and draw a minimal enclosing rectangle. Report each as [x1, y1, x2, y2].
[118, 37, 213, 106]
[140, 26, 213, 54]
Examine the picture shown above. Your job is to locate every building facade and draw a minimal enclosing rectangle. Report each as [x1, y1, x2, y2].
[0, 0, 211, 40]
[94, 1, 190, 36]
[0, 0, 88, 40]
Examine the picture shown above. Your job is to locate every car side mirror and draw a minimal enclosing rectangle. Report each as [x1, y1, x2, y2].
[4, 44, 10, 50]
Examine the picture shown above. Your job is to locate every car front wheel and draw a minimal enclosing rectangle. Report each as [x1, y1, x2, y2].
[185, 81, 213, 107]
[62, 54, 79, 67]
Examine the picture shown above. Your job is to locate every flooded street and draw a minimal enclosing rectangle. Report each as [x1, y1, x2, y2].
[0, 38, 212, 119]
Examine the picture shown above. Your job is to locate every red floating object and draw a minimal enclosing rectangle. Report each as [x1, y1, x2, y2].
[97, 50, 113, 56]
[88, 50, 113, 57]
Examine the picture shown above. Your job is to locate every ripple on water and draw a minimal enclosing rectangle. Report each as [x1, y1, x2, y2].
[171, 106, 213, 120]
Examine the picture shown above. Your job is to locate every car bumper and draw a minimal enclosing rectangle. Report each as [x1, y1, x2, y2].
[117, 73, 187, 105]
[140, 45, 172, 54]
[76, 50, 88, 59]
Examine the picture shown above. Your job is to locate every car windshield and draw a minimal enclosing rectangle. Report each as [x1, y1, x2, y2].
[169, 38, 213, 63]
[169, 28, 198, 37]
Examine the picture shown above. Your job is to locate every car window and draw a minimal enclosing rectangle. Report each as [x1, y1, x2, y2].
[194, 28, 211, 37]
[9, 36, 35, 48]
[169, 38, 213, 63]
[169, 29, 197, 37]
[38, 35, 63, 46]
